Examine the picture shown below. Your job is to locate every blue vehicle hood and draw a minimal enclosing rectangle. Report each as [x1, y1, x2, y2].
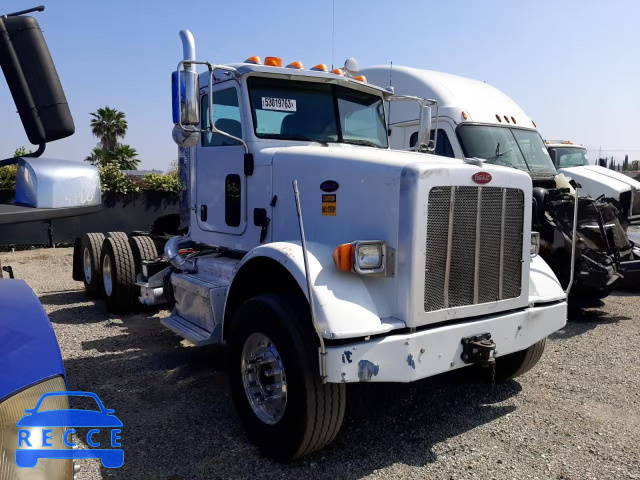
[0, 279, 65, 402]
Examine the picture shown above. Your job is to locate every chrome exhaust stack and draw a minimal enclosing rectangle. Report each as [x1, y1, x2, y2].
[179, 29, 196, 69]
[165, 234, 197, 273]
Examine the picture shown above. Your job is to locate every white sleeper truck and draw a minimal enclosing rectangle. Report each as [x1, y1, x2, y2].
[74, 32, 567, 460]
[362, 65, 632, 300]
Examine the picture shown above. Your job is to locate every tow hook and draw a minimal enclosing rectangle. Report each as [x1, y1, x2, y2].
[461, 333, 496, 366]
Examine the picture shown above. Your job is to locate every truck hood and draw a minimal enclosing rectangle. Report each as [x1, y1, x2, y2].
[264, 143, 465, 170]
[558, 165, 639, 195]
[0, 279, 65, 401]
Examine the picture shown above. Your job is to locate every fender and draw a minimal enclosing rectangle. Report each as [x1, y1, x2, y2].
[224, 241, 405, 340]
[529, 255, 566, 305]
[0, 279, 66, 402]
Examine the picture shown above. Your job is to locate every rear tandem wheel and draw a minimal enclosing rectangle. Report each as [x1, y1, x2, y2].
[100, 235, 138, 314]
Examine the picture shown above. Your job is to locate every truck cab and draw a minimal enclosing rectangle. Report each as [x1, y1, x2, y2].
[81, 32, 567, 460]
[362, 65, 630, 299]
[546, 141, 640, 225]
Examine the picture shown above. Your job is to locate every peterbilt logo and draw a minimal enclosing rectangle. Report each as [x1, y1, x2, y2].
[472, 172, 492, 184]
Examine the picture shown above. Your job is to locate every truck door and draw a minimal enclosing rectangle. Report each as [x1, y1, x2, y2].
[195, 85, 247, 235]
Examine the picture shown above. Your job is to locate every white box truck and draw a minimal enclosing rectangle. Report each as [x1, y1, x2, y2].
[74, 33, 567, 460]
[362, 65, 633, 300]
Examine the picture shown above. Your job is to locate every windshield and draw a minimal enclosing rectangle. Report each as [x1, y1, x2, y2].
[247, 77, 388, 148]
[548, 146, 590, 167]
[458, 125, 557, 175]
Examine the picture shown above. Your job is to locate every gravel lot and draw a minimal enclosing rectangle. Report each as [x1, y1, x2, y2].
[3, 247, 640, 479]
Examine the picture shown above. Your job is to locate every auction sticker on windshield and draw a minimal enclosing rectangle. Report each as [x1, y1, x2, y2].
[262, 97, 297, 112]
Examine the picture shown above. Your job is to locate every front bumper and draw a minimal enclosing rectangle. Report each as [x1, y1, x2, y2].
[325, 301, 567, 383]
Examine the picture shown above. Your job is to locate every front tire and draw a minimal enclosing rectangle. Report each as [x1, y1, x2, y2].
[100, 236, 138, 314]
[493, 338, 547, 382]
[228, 294, 346, 461]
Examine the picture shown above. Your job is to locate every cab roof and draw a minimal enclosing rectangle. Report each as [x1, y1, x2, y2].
[361, 65, 536, 128]
[545, 140, 586, 149]
[200, 61, 390, 97]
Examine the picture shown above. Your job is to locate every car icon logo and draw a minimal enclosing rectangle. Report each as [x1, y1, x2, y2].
[15, 391, 124, 469]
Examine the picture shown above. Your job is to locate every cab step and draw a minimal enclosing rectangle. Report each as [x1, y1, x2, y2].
[161, 314, 216, 346]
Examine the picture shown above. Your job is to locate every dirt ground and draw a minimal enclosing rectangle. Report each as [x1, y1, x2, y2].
[3, 247, 639, 479]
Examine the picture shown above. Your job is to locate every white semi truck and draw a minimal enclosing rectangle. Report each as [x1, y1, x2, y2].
[362, 65, 633, 299]
[74, 32, 567, 460]
[546, 140, 640, 226]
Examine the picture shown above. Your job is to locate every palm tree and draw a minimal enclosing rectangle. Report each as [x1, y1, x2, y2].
[85, 147, 109, 166]
[89, 107, 127, 151]
[112, 144, 140, 170]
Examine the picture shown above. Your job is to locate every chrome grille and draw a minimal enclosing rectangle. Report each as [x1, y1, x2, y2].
[424, 186, 524, 312]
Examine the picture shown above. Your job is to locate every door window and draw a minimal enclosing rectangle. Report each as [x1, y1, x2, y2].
[225, 174, 242, 227]
[410, 129, 455, 158]
[201, 88, 243, 147]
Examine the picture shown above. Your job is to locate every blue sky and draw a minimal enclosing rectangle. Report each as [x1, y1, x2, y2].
[1, 0, 639, 169]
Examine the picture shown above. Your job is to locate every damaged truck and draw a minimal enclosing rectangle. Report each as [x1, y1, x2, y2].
[73, 31, 568, 460]
[362, 65, 631, 300]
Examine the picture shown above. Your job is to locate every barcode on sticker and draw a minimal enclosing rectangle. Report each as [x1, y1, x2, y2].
[262, 97, 297, 112]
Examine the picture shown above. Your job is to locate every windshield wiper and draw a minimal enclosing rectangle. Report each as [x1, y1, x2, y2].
[484, 142, 515, 167]
[343, 139, 384, 149]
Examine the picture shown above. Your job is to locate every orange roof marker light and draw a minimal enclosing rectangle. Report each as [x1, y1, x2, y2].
[244, 56, 262, 65]
[264, 56, 283, 67]
[286, 61, 304, 69]
[311, 64, 329, 72]
[495, 114, 502, 122]
[331, 68, 344, 75]
[532, 120, 537, 128]
[511, 116, 517, 124]
[353, 75, 367, 82]
[461, 111, 469, 120]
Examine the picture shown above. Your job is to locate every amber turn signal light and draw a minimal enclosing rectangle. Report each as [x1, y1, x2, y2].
[333, 243, 354, 272]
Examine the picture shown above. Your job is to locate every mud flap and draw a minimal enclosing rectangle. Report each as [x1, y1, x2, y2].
[72, 237, 83, 281]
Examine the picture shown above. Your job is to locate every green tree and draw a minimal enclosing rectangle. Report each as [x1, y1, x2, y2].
[90, 107, 128, 151]
[85, 147, 110, 166]
[112, 144, 140, 170]
[85, 144, 140, 170]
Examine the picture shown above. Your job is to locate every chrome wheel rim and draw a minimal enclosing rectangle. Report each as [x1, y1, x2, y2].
[102, 254, 113, 297]
[241, 332, 287, 425]
[83, 247, 92, 283]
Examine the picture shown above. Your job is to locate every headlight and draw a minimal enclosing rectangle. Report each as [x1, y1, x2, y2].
[530, 232, 540, 257]
[355, 243, 383, 270]
[333, 240, 390, 275]
[0, 376, 72, 479]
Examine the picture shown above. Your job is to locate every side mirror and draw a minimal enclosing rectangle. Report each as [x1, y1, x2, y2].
[416, 105, 432, 150]
[172, 68, 200, 127]
[0, 16, 75, 145]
